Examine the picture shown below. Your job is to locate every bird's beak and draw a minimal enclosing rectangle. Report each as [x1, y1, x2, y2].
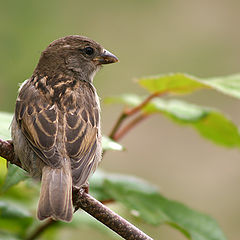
[94, 49, 118, 65]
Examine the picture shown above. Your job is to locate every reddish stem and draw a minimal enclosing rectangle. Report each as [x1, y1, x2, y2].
[125, 92, 162, 116]
[109, 92, 162, 141]
[114, 114, 149, 141]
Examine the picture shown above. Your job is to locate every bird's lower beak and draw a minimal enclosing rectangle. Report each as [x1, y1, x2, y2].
[94, 49, 118, 65]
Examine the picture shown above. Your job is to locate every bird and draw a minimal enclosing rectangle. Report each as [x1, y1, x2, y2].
[11, 35, 118, 222]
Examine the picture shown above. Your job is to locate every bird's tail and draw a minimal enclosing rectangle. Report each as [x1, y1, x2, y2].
[37, 160, 73, 222]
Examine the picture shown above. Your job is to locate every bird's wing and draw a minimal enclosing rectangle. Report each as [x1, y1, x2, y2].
[15, 79, 101, 184]
[15, 82, 61, 168]
[64, 84, 101, 187]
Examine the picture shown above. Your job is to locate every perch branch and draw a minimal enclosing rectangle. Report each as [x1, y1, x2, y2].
[73, 189, 153, 240]
[0, 138, 153, 240]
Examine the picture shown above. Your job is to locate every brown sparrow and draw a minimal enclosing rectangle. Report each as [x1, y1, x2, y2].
[11, 35, 118, 222]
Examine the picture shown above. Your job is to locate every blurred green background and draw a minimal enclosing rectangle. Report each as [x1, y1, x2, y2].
[1, 0, 240, 239]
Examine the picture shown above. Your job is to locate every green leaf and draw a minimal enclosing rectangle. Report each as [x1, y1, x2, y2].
[89, 170, 112, 201]
[0, 232, 22, 240]
[138, 73, 205, 95]
[0, 157, 8, 184]
[194, 112, 240, 147]
[102, 136, 124, 151]
[0, 112, 28, 191]
[0, 200, 31, 219]
[105, 94, 240, 148]
[0, 200, 33, 235]
[105, 94, 144, 106]
[0, 112, 12, 140]
[202, 74, 240, 99]
[138, 73, 240, 98]
[1, 164, 28, 193]
[90, 171, 226, 240]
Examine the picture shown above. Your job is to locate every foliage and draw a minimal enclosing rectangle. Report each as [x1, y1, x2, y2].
[2, 72, 240, 239]
[105, 94, 240, 148]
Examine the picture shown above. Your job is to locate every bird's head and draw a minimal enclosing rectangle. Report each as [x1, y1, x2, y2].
[34, 35, 118, 82]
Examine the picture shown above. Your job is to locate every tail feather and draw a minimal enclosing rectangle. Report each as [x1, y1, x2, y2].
[37, 161, 73, 222]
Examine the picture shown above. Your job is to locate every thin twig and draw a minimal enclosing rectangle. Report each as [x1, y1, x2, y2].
[114, 114, 149, 141]
[109, 112, 128, 139]
[108, 92, 162, 141]
[125, 92, 162, 116]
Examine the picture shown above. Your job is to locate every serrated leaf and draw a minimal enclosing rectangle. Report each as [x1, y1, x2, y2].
[138, 73, 240, 98]
[96, 171, 226, 240]
[105, 94, 240, 148]
[0, 112, 12, 140]
[1, 164, 28, 193]
[102, 136, 124, 151]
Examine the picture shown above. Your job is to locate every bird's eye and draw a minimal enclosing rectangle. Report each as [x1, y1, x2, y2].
[83, 47, 94, 56]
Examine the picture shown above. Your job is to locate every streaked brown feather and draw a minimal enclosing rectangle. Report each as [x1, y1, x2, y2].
[63, 82, 101, 187]
[15, 76, 101, 187]
[15, 80, 61, 168]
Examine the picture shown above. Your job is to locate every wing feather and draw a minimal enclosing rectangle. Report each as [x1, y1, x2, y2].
[15, 78, 101, 186]
[15, 85, 61, 167]
[64, 94, 101, 187]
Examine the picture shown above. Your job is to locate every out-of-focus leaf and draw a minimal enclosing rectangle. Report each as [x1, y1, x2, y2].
[202, 74, 240, 99]
[105, 94, 143, 106]
[0, 200, 33, 235]
[1, 164, 28, 193]
[92, 171, 226, 240]
[102, 136, 124, 151]
[0, 157, 8, 184]
[0, 112, 12, 140]
[89, 170, 112, 201]
[138, 73, 240, 99]
[0, 232, 21, 240]
[138, 73, 205, 95]
[0, 200, 31, 219]
[194, 112, 240, 147]
[105, 94, 240, 148]
[0, 112, 28, 192]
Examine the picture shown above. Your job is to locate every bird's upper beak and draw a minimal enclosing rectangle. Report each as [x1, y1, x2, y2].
[94, 49, 118, 65]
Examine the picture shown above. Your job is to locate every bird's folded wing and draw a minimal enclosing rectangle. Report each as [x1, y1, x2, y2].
[15, 95, 62, 168]
[64, 106, 100, 186]
[15, 79, 100, 183]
